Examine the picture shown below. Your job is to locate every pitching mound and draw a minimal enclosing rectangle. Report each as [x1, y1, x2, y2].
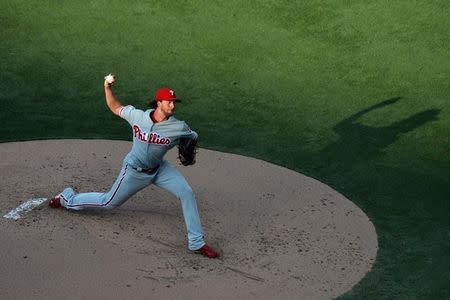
[0, 140, 377, 299]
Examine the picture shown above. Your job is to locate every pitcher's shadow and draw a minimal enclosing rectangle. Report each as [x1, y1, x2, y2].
[315, 97, 440, 173]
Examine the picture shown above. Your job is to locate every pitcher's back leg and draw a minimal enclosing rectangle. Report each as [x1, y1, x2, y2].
[60, 163, 152, 210]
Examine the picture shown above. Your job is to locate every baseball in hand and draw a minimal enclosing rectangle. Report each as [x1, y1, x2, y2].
[104, 74, 116, 85]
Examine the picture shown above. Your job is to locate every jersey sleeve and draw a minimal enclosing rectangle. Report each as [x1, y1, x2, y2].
[180, 122, 198, 140]
[119, 105, 144, 125]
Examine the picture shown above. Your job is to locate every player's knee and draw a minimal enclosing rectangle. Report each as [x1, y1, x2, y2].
[178, 185, 194, 198]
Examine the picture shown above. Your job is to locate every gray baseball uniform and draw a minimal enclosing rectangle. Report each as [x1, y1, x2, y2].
[59, 105, 205, 250]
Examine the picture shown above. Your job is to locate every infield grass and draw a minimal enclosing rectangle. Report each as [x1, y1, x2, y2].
[1, 0, 449, 298]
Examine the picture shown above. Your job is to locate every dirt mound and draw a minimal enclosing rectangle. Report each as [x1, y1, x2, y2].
[0, 140, 377, 299]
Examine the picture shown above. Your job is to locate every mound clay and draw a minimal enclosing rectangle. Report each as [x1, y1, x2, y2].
[0, 140, 377, 299]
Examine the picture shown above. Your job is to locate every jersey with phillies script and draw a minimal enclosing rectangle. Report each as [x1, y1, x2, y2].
[120, 105, 198, 169]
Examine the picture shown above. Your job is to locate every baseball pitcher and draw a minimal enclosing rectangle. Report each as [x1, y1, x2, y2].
[48, 74, 219, 258]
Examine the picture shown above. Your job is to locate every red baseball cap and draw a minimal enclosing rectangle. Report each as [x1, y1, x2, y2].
[155, 87, 179, 102]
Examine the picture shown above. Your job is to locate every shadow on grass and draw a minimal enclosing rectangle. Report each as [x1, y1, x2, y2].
[316, 97, 441, 174]
[316, 98, 446, 299]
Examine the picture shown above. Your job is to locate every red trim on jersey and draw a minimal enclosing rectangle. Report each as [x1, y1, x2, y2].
[150, 111, 158, 123]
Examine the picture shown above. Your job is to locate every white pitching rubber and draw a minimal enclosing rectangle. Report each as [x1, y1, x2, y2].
[3, 198, 48, 220]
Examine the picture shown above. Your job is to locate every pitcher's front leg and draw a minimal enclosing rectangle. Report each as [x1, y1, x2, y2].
[155, 161, 205, 250]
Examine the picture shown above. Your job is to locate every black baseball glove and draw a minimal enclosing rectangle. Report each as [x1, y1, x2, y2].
[178, 137, 198, 166]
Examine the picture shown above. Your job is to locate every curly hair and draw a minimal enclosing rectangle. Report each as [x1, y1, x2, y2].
[148, 99, 158, 109]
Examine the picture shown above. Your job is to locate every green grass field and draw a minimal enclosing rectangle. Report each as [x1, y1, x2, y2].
[1, 1, 449, 298]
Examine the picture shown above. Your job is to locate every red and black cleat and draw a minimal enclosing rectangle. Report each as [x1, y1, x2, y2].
[194, 244, 220, 258]
[48, 195, 62, 208]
